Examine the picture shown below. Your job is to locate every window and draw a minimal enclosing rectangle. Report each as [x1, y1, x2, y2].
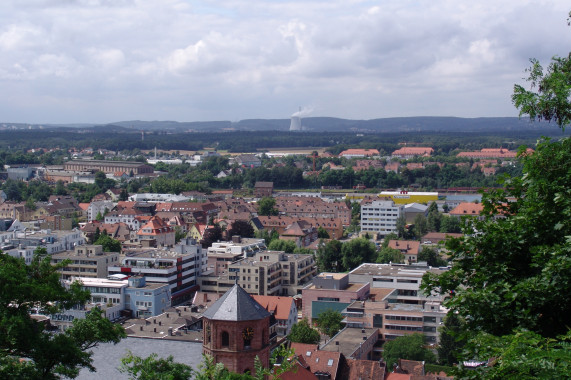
[373, 314, 383, 328]
[221, 331, 229, 347]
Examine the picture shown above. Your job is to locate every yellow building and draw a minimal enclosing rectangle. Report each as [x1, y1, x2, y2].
[379, 191, 438, 204]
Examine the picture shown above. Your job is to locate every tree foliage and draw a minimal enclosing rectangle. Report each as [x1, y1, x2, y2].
[228, 220, 255, 238]
[418, 247, 447, 267]
[314, 310, 344, 338]
[341, 238, 377, 271]
[437, 312, 466, 366]
[0, 249, 125, 379]
[257, 197, 278, 216]
[287, 318, 320, 345]
[93, 233, 122, 253]
[120, 351, 194, 380]
[267, 239, 297, 253]
[316, 239, 343, 272]
[423, 16, 571, 378]
[382, 334, 436, 369]
[376, 246, 405, 264]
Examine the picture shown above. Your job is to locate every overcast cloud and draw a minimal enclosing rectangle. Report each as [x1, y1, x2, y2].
[0, 0, 569, 123]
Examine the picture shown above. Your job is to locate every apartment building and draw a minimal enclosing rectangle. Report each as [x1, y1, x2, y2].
[360, 200, 403, 237]
[199, 250, 316, 297]
[51, 244, 120, 280]
[347, 263, 448, 344]
[206, 237, 266, 275]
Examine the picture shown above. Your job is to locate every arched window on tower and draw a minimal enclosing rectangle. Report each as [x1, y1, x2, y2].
[221, 331, 229, 347]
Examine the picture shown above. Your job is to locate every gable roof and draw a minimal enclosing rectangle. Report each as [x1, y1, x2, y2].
[202, 284, 271, 321]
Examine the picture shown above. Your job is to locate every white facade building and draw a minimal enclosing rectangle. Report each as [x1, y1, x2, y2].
[360, 200, 403, 237]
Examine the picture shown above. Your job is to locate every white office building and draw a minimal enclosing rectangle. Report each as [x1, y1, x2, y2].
[360, 200, 403, 237]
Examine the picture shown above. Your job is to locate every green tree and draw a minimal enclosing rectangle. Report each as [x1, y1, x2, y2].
[93, 234, 122, 253]
[382, 334, 436, 369]
[423, 15, 571, 378]
[94, 171, 107, 189]
[453, 330, 571, 380]
[257, 197, 278, 216]
[376, 246, 405, 264]
[439, 215, 461, 233]
[119, 351, 194, 380]
[341, 237, 377, 271]
[316, 239, 343, 272]
[437, 312, 466, 366]
[417, 247, 447, 267]
[228, 220, 255, 238]
[0, 249, 125, 379]
[256, 229, 279, 245]
[317, 226, 330, 239]
[268, 239, 297, 253]
[412, 214, 428, 239]
[314, 310, 344, 338]
[287, 318, 320, 344]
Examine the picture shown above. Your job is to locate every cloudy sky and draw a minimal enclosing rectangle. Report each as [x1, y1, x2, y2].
[0, 0, 569, 124]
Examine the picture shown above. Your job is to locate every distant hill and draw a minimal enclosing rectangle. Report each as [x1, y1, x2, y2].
[2, 116, 546, 133]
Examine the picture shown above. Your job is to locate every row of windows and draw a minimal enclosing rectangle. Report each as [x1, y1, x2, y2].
[385, 325, 422, 331]
[385, 315, 423, 322]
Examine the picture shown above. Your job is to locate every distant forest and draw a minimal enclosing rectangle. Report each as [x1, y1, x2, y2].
[0, 128, 568, 154]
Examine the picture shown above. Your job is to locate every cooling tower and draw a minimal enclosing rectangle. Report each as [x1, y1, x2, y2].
[289, 116, 302, 131]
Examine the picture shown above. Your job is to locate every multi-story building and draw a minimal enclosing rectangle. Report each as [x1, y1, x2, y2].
[88, 200, 114, 222]
[206, 237, 266, 275]
[0, 228, 85, 264]
[301, 272, 370, 324]
[108, 238, 206, 305]
[199, 250, 316, 297]
[123, 276, 172, 318]
[63, 160, 153, 175]
[137, 215, 176, 247]
[274, 197, 351, 226]
[360, 200, 403, 237]
[347, 263, 448, 344]
[51, 244, 120, 280]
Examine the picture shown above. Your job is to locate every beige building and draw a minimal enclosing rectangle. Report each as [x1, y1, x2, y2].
[199, 250, 316, 296]
[51, 245, 120, 280]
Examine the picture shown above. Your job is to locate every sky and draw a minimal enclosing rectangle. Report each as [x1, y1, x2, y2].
[0, 0, 569, 124]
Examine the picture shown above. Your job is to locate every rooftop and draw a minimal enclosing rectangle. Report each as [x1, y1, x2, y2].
[321, 327, 377, 358]
[202, 284, 271, 321]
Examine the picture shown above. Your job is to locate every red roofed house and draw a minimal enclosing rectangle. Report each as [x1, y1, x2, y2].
[339, 149, 380, 159]
[137, 215, 175, 247]
[252, 295, 298, 336]
[387, 240, 421, 263]
[391, 147, 434, 159]
[291, 343, 343, 380]
[449, 202, 484, 219]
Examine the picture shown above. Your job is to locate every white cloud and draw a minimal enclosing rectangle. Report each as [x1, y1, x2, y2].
[0, 0, 569, 123]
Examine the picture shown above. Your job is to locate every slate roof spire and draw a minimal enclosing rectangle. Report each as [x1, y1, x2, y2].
[202, 284, 271, 321]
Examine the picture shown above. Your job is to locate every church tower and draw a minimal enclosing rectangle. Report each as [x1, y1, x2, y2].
[202, 284, 271, 375]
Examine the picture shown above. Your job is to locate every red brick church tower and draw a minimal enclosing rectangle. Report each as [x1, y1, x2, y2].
[202, 284, 271, 375]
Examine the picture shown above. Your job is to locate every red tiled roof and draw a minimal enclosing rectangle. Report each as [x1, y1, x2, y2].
[388, 240, 420, 255]
[392, 147, 434, 156]
[339, 149, 380, 157]
[251, 295, 294, 320]
[449, 202, 484, 216]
